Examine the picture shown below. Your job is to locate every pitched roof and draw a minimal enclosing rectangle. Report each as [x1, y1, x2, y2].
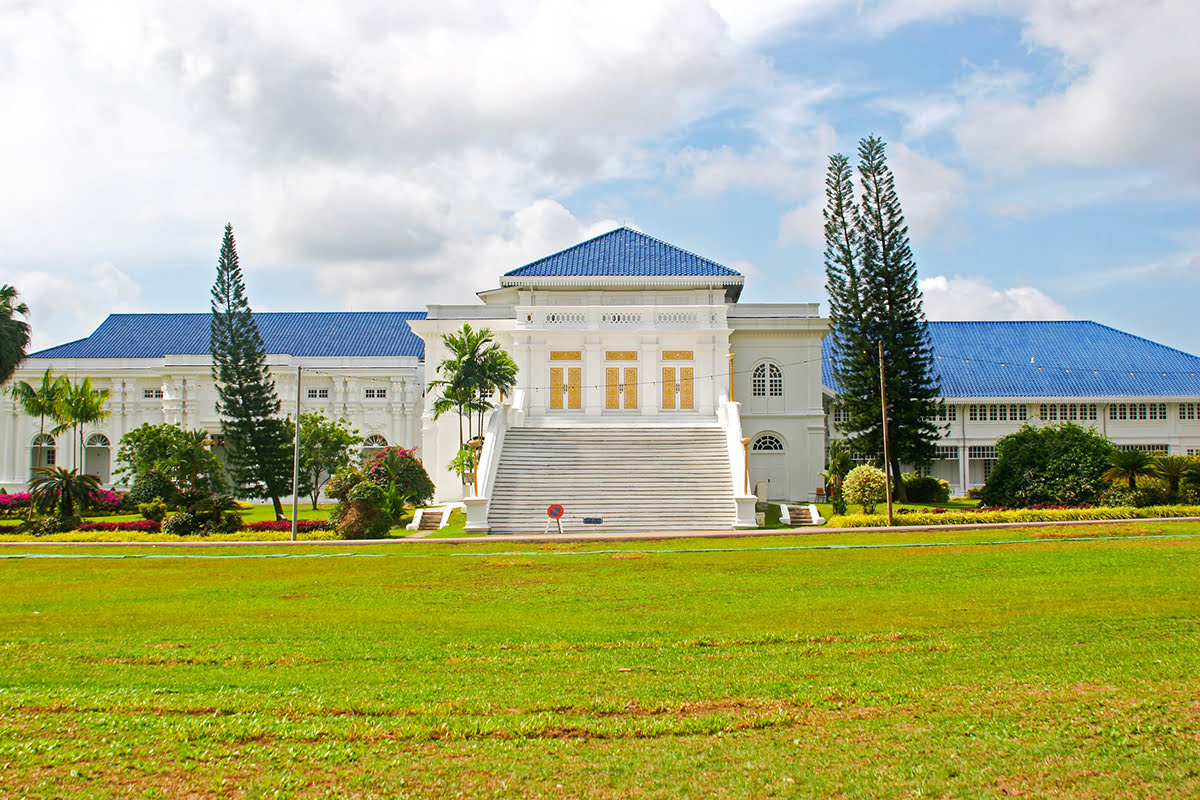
[822, 321, 1200, 398]
[501, 227, 742, 279]
[28, 312, 427, 360]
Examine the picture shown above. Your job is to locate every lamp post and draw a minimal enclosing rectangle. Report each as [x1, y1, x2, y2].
[728, 353, 736, 402]
[741, 436, 751, 495]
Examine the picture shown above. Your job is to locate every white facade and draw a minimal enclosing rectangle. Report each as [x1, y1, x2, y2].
[2, 354, 423, 492]
[5, 232, 1199, 510]
[410, 282, 830, 504]
[832, 399, 1200, 496]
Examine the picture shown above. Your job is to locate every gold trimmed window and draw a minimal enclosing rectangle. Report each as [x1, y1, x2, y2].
[550, 351, 581, 361]
[662, 350, 693, 361]
[606, 350, 638, 361]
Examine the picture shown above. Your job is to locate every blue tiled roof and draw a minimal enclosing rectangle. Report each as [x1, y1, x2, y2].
[28, 312, 427, 360]
[502, 228, 742, 279]
[823, 321, 1200, 398]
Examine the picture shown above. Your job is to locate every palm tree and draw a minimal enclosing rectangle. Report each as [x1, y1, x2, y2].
[1152, 454, 1191, 496]
[169, 429, 228, 496]
[475, 344, 519, 435]
[8, 368, 68, 437]
[53, 376, 111, 469]
[29, 466, 101, 518]
[430, 324, 503, 449]
[1103, 449, 1156, 490]
[0, 285, 32, 386]
[820, 439, 853, 493]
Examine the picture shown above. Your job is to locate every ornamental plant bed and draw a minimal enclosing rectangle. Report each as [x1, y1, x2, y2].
[828, 504, 1200, 528]
[76, 520, 161, 533]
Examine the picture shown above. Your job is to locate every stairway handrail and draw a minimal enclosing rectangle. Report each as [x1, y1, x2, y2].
[476, 388, 525, 503]
[718, 394, 748, 498]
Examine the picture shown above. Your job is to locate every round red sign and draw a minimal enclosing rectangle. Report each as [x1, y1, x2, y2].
[547, 504, 565, 519]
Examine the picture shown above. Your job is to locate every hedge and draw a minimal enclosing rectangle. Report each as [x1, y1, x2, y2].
[0, 529, 340, 544]
[76, 520, 162, 533]
[827, 505, 1200, 528]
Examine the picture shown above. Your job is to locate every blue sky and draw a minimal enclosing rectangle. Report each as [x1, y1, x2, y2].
[4, 1, 1198, 358]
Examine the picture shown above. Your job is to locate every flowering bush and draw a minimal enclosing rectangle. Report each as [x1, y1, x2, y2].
[0, 492, 32, 514]
[830, 505, 1200, 527]
[242, 520, 330, 533]
[77, 520, 162, 533]
[843, 465, 889, 514]
[88, 489, 126, 514]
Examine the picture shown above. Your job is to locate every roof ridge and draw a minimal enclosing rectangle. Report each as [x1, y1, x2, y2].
[502, 227, 740, 278]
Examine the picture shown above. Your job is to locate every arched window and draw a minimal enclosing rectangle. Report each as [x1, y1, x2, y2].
[751, 362, 783, 397]
[85, 433, 111, 448]
[30, 433, 56, 474]
[752, 434, 785, 451]
[361, 434, 388, 461]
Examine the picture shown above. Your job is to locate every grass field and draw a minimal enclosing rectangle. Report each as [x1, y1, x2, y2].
[1, 522, 1198, 798]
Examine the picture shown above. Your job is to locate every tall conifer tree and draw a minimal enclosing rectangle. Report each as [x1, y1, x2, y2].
[823, 137, 941, 501]
[210, 224, 292, 519]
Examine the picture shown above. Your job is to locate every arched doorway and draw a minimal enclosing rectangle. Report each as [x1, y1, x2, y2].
[362, 434, 388, 463]
[30, 434, 56, 478]
[749, 432, 788, 502]
[85, 433, 112, 485]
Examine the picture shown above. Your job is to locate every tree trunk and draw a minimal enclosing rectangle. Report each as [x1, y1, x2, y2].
[271, 495, 285, 520]
[890, 457, 906, 502]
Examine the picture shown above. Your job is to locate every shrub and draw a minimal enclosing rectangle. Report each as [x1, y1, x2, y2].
[77, 520, 161, 533]
[34, 516, 82, 536]
[338, 481, 390, 539]
[829, 483, 848, 517]
[87, 489, 126, 514]
[128, 470, 176, 507]
[902, 474, 950, 503]
[242, 520, 330, 533]
[981, 423, 1114, 508]
[843, 465, 888, 514]
[200, 513, 242, 536]
[325, 468, 364, 500]
[363, 446, 435, 507]
[347, 481, 386, 506]
[0, 492, 32, 515]
[138, 497, 169, 522]
[1098, 485, 1171, 508]
[829, 505, 1200, 527]
[965, 487, 984, 500]
[162, 511, 199, 536]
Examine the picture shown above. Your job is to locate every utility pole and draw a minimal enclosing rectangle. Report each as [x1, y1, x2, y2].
[879, 340, 894, 526]
[291, 365, 301, 542]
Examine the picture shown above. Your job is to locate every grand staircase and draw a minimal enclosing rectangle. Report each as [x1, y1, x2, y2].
[486, 425, 736, 535]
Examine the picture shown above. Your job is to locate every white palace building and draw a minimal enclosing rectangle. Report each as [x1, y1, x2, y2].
[5, 228, 1200, 532]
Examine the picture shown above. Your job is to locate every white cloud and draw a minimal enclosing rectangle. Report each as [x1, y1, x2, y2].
[954, 1, 1200, 182]
[330, 199, 621, 310]
[920, 275, 1071, 320]
[778, 141, 966, 246]
[14, 264, 142, 353]
[0, 0, 753, 346]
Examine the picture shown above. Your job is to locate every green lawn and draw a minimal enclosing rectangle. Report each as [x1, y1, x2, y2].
[1, 523, 1198, 797]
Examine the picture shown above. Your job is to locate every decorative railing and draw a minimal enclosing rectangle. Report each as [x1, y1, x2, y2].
[522, 307, 724, 330]
[655, 311, 699, 327]
[543, 311, 588, 326]
[600, 311, 643, 327]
